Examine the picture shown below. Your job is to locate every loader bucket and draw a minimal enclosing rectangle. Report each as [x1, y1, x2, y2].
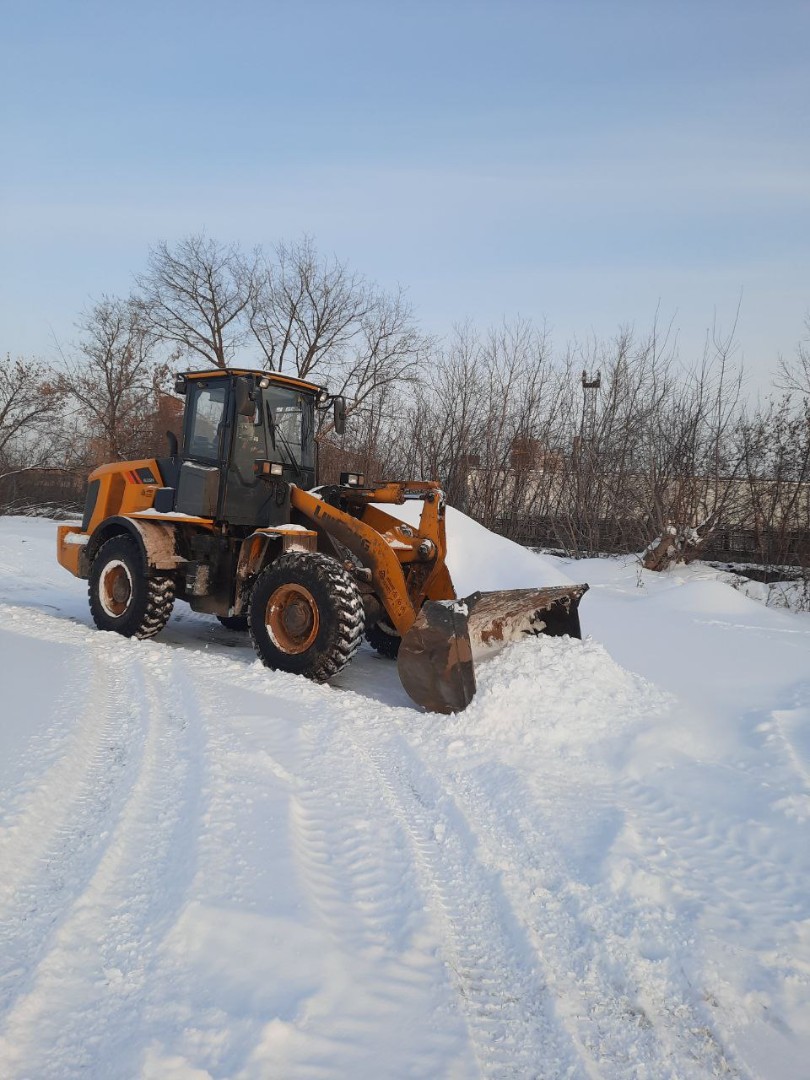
[397, 584, 588, 714]
[397, 599, 477, 715]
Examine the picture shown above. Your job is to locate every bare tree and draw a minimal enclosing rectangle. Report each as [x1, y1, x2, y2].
[738, 390, 810, 567]
[381, 308, 756, 563]
[138, 235, 258, 368]
[60, 296, 170, 462]
[635, 316, 745, 566]
[249, 238, 426, 434]
[395, 322, 485, 506]
[777, 314, 810, 396]
[0, 353, 68, 478]
[391, 319, 556, 524]
[321, 289, 425, 435]
[249, 237, 371, 377]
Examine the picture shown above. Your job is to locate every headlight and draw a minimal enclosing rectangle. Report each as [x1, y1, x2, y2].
[339, 472, 365, 487]
[255, 460, 285, 477]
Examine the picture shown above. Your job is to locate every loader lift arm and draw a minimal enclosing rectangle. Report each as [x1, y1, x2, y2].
[289, 480, 588, 713]
[290, 481, 453, 637]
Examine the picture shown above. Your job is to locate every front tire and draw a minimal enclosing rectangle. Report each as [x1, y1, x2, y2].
[89, 534, 175, 639]
[249, 552, 364, 682]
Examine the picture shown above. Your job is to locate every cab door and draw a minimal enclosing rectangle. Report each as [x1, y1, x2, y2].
[174, 378, 229, 518]
[220, 390, 289, 527]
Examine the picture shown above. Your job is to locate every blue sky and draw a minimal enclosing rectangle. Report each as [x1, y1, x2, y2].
[2, 0, 808, 387]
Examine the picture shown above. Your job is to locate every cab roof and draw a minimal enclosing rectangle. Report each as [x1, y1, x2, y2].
[182, 368, 324, 395]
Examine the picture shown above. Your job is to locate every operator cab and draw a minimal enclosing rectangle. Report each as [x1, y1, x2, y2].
[158, 368, 340, 528]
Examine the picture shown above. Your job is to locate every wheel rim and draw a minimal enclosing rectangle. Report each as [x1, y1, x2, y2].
[266, 583, 320, 654]
[99, 559, 133, 618]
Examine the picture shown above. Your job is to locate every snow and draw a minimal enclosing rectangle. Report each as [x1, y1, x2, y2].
[130, 509, 209, 520]
[733, 575, 809, 614]
[1, 514, 809, 1078]
[383, 502, 575, 593]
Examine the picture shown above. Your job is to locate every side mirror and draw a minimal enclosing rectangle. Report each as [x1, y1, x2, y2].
[234, 377, 255, 417]
[333, 395, 347, 436]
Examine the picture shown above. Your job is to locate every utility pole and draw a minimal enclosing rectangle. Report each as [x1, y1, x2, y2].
[580, 370, 601, 448]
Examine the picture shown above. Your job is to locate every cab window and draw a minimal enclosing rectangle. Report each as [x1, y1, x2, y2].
[186, 382, 227, 461]
[231, 402, 268, 478]
[265, 386, 314, 469]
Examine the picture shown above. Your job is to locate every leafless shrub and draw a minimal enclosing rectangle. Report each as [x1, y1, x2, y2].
[737, 391, 810, 569]
[380, 312, 756, 563]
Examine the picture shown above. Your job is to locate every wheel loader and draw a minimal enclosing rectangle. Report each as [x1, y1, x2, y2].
[56, 367, 587, 712]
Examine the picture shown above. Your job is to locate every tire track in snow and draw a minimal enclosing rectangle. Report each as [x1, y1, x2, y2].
[619, 775, 809, 926]
[617, 770, 810, 1065]
[286, 733, 471, 1075]
[167, 680, 476, 1079]
[760, 688, 810, 823]
[417, 638, 753, 1080]
[328, 631, 746, 1080]
[0, 627, 202, 1080]
[288, 719, 443, 952]
[287, 772, 414, 955]
[337, 721, 585, 1080]
[175, 641, 593, 1076]
[437, 760, 745, 1080]
[0, 637, 149, 1026]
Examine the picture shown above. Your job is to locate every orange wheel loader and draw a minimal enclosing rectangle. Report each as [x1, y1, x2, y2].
[56, 368, 588, 712]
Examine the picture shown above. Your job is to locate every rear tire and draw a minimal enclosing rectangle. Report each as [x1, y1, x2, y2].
[249, 552, 364, 682]
[217, 614, 249, 632]
[89, 535, 175, 639]
[365, 620, 401, 659]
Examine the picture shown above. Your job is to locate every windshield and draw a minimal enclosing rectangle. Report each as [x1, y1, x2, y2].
[263, 385, 315, 470]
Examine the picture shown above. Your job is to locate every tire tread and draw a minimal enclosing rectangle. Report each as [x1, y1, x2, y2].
[249, 552, 364, 681]
[88, 535, 175, 639]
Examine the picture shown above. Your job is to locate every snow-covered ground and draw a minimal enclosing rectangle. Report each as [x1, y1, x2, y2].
[0, 512, 808, 1080]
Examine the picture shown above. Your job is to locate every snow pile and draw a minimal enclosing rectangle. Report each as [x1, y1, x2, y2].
[733, 574, 810, 613]
[384, 501, 574, 593]
[464, 634, 670, 760]
[1, 514, 810, 1078]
